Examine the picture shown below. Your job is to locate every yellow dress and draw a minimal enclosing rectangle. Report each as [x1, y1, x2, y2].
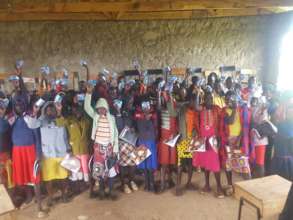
[41, 117, 69, 182]
[213, 94, 226, 109]
[226, 108, 242, 137]
[41, 158, 68, 181]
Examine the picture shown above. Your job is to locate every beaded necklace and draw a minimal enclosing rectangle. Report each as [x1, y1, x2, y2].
[203, 107, 214, 130]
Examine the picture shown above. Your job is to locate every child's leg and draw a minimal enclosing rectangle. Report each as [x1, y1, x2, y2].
[34, 184, 43, 211]
[167, 165, 175, 188]
[255, 145, 266, 177]
[225, 171, 233, 186]
[148, 169, 155, 192]
[129, 166, 136, 184]
[120, 166, 127, 186]
[89, 177, 96, 198]
[121, 166, 131, 193]
[144, 169, 149, 191]
[108, 177, 118, 200]
[159, 165, 166, 192]
[202, 170, 211, 192]
[24, 185, 33, 204]
[59, 179, 69, 203]
[45, 181, 54, 207]
[98, 177, 105, 200]
[224, 171, 233, 196]
[214, 172, 224, 197]
[186, 159, 194, 189]
[176, 165, 183, 196]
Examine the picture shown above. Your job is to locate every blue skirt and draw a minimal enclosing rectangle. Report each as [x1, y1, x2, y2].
[137, 139, 157, 170]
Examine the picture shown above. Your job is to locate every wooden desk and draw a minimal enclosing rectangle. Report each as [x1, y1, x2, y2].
[234, 175, 292, 220]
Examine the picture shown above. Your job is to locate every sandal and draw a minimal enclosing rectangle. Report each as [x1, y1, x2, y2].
[124, 184, 132, 194]
[20, 200, 34, 210]
[215, 189, 225, 199]
[130, 181, 138, 191]
[224, 185, 234, 196]
[37, 211, 48, 219]
[199, 186, 211, 194]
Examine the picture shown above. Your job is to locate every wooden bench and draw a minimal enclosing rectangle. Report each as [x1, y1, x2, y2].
[234, 175, 292, 220]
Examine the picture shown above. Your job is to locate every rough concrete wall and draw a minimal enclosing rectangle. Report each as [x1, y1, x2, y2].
[0, 16, 271, 79]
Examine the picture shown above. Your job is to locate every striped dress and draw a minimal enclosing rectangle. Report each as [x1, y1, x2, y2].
[95, 116, 111, 145]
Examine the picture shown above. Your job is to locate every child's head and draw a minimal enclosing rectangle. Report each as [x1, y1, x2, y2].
[95, 98, 109, 116]
[207, 72, 217, 87]
[251, 97, 259, 107]
[225, 77, 233, 90]
[225, 91, 237, 108]
[248, 76, 257, 89]
[72, 104, 84, 119]
[14, 99, 25, 116]
[45, 103, 57, 120]
[214, 80, 223, 94]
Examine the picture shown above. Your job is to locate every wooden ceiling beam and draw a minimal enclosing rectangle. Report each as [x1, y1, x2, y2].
[0, 12, 109, 21]
[1, 0, 293, 14]
[0, 9, 275, 22]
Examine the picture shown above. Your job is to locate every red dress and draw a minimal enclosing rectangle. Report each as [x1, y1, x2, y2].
[193, 106, 221, 172]
[158, 101, 178, 165]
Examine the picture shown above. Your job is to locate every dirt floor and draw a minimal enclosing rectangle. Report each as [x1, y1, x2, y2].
[16, 172, 278, 220]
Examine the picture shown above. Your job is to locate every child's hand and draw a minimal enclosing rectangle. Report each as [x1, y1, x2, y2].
[86, 83, 94, 94]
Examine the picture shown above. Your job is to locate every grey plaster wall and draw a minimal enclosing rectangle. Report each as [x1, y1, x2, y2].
[0, 15, 278, 80]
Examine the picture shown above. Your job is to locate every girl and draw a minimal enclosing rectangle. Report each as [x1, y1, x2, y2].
[115, 98, 138, 194]
[250, 96, 269, 177]
[271, 92, 293, 181]
[39, 101, 70, 206]
[220, 91, 251, 195]
[157, 89, 178, 193]
[68, 105, 91, 192]
[134, 99, 158, 192]
[0, 97, 13, 192]
[84, 85, 119, 200]
[193, 92, 224, 198]
[176, 94, 199, 196]
[10, 99, 45, 218]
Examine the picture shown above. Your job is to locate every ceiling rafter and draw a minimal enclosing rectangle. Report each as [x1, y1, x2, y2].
[0, 0, 291, 21]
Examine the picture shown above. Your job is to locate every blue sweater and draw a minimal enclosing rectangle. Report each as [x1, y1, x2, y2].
[11, 117, 42, 157]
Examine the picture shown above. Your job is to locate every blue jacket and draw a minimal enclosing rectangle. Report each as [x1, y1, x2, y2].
[11, 117, 42, 157]
[0, 117, 12, 153]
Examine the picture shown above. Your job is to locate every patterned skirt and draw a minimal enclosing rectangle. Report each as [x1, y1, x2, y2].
[119, 141, 136, 167]
[92, 143, 119, 180]
[177, 137, 193, 166]
[222, 136, 251, 174]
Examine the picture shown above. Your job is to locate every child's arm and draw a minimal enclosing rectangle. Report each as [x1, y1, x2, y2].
[84, 93, 95, 119]
[112, 118, 119, 154]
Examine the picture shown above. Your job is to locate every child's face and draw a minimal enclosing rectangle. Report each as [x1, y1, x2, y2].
[73, 108, 83, 119]
[46, 106, 57, 119]
[11, 80, 20, 89]
[225, 95, 236, 108]
[0, 107, 6, 117]
[97, 107, 107, 116]
[251, 98, 259, 107]
[14, 103, 24, 116]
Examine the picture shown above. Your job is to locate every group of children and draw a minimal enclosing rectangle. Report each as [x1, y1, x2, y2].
[0, 64, 292, 218]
